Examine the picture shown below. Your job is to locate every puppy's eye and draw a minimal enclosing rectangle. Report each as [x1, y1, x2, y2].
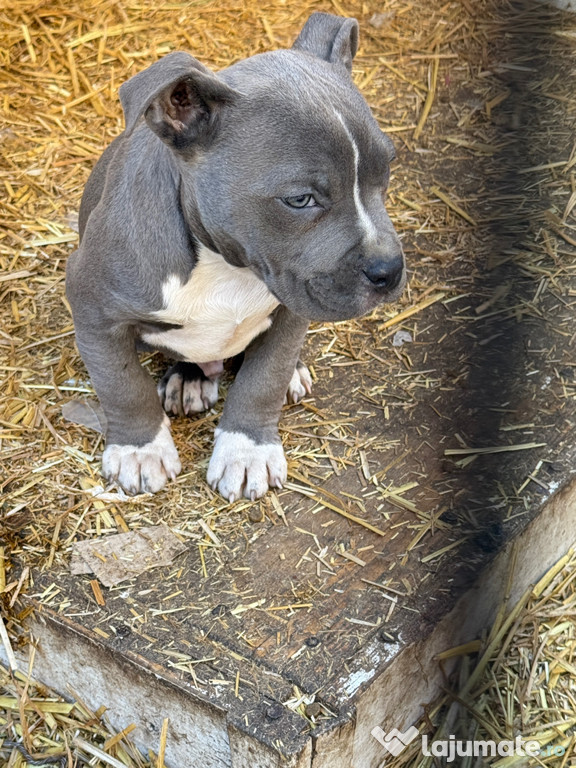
[283, 194, 315, 209]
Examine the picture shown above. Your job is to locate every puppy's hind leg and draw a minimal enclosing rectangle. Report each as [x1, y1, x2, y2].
[285, 360, 313, 404]
[159, 361, 220, 417]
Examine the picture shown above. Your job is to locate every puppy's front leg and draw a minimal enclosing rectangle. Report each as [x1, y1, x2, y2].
[75, 322, 181, 494]
[207, 307, 309, 501]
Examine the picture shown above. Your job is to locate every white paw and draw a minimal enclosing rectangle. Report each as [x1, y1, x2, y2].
[285, 363, 313, 404]
[160, 371, 219, 416]
[206, 429, 287, 502]
[102, 417, 182, 495]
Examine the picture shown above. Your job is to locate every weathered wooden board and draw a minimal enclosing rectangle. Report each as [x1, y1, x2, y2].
[8, 473, 576, 766]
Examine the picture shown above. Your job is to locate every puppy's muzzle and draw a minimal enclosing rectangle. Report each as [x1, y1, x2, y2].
[362, 250, 405, 293]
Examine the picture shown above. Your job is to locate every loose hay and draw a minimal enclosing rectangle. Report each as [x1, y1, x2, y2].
[382, 549, 576, 767]
[0, 657, 160, 766]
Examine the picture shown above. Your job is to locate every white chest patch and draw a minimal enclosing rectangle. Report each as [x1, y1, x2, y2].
[141, 246, 280, 363]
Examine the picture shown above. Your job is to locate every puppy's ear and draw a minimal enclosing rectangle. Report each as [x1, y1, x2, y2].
[292, 12, 359, 73]
[119, 52, 238, 149]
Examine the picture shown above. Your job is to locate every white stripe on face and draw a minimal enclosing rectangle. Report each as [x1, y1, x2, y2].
[335, 110, 378, 243]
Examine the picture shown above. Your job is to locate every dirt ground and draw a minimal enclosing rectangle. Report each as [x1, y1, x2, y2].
[2, 0, 576, 765]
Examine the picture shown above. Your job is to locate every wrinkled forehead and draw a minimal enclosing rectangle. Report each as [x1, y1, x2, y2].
[219, 50, 394, 168]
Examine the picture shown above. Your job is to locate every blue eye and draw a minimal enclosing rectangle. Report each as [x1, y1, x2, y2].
[283, 194, 316, 209]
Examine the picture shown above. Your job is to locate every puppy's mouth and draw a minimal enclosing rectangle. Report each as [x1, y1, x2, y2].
[307, 282, 403, 321]
[252, 256, 406, 322]
[282, 270, 404, 322]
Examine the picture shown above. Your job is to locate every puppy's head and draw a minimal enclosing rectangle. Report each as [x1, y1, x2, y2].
[120, 13, 405, 322]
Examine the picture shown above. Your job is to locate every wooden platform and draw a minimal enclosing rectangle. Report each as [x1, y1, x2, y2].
[13, 475, 576, 767]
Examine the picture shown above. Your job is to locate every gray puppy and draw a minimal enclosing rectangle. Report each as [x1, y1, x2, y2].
[66, 12, 405, 501]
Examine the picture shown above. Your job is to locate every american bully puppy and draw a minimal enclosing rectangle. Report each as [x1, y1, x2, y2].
[66, 12, 405, 502]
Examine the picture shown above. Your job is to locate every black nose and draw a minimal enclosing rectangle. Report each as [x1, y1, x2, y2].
[362, 253, 404, 291]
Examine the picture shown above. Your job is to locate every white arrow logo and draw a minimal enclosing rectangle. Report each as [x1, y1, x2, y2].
[371, 725, 420, 756]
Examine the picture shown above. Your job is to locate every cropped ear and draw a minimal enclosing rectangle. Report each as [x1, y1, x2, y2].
[119, 51, 239, 150]
[292, 12, 359, 73]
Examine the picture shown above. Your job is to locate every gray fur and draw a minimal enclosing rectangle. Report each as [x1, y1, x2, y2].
[66, 12, 406, 497]
[292, 12, 358, 72]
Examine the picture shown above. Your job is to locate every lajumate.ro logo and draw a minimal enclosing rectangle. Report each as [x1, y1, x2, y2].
[371, 725, 566, 762]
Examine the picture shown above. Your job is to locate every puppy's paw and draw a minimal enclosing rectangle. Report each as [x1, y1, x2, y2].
[158, 362, 219, 417]
[285, 361, 313, 404]
[102, 417, 181, 495]
[206, 429, 287, 502]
